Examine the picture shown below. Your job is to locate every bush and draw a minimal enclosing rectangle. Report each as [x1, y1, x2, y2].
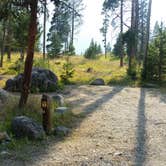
[33, 58, 50, 69]
[60, 57, 75, 84]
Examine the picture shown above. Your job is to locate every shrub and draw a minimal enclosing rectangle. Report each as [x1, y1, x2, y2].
[60, 57, 75, 84]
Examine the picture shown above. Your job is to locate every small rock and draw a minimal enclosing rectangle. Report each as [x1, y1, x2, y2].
[0, 89, 9, 102]
[143, 83, 159, 88]
[55, 107, 69, 114]
[86, 67, 93, 73]
[54, 126, 70, 136]
[11, 116, 45, 140]
[0, 132, 11, 142]
[114, 152, 123, 156]
[90, 78, 105, 86]
[0, 151, 11, 157]
[99, 156, 103, 160]
[52, 94, 65, 106]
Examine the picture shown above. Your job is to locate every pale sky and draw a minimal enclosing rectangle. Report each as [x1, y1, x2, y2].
[44, 0, 166, 55]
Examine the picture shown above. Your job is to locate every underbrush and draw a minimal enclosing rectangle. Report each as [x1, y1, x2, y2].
[0, 94, 78, 153]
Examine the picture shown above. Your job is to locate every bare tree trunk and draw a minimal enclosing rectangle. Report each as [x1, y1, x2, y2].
[19, 0, 38, 108]
[129, 0, 139, 72]
[43, 0, 46, 59]
[71, 1, 75, 46]
[0, 22, 6, 68]
[158, 23, 163, 82]
[143, 0, 152, 80]
[6, 20, 12, 61]
[104, 31, 107, 58]
[139, 0, 145, 64]
[120, 0, 124, 67]
[20, 49, 25, 62]
[129, 0, 135, 71]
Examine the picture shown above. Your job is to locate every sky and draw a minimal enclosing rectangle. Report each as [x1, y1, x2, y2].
[44, 0, 166, 55]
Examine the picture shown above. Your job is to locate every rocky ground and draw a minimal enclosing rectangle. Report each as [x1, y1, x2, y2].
[1, 85, 166, 166]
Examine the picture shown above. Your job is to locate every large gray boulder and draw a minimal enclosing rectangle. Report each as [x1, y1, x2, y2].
[5, 68, 58, 92]
[90, 78, 105, 85]
[11, 116, 45, 140]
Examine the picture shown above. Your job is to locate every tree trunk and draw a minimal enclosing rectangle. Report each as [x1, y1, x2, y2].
[43, 0, 46, 59]
[129, 0, 139, 72]
[120, 0, 124, 67]
[143, 0, 152, 80]
[159, 23, 163, 82]
[0, 22, 6, 68]
[129, 0, 135, 71]
[71, 1, 75, 46]
[6, 19, 12, 61]
[104, 32, 107, 58]
[20, 49, 25, 62]
[19, 0, 38, 108]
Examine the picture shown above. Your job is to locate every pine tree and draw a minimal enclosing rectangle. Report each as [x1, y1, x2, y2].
[100, 7, 110, 58]
[47, 1, 70, 57]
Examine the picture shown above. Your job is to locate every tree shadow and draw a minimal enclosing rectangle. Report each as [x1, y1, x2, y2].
[134, 88, 147, 166]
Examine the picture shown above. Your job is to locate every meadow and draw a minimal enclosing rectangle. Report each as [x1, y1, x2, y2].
[0, 53, 142, 88]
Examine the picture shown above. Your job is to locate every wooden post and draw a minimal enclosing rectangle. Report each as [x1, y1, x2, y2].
[41, 94, 52, 134]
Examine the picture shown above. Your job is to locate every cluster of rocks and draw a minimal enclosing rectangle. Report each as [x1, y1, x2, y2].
[9, 94, 70, 140]
[5, 68, 58, 92]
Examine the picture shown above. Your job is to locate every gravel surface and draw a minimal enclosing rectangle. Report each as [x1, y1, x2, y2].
[1, 85, 166, 166]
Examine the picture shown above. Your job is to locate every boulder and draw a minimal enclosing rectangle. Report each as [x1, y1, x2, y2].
[11, 116, 45, 140]
[52, 94, 65, 106]
[54, 126, 70, 136]
[0, 89, 9, 102]
[90, 78, 105, 85]
[5, 68, 58, 92]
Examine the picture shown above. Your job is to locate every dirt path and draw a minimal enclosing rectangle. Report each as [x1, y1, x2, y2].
[1, 86, 166, 166]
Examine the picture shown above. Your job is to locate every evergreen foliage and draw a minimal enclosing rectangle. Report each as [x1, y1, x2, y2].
[142, 22, 166, 82]
[84, 39, 102, 59]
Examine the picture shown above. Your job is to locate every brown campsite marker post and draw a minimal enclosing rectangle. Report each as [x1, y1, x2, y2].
[41, 94, 52, 134]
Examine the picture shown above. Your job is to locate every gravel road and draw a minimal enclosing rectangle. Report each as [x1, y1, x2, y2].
[1, 85, 166, 166]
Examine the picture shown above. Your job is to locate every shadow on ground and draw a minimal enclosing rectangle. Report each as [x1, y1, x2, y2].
[134, 88, 147, 166]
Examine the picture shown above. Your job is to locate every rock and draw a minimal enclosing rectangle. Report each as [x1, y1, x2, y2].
[5, 79, 15, 91]
[11, 116, 45, 140]
[114, 152, 123, 156]
[90, 78, 105, 85]
[143, 83, 159, 88]
[0, 151, 11, 157]
[86, 67, 93, 73]
[0, 132, 11, 142]
[54, 126, 70, 136]
[55, 107, 69, 114]
[52, 94, 65, 106]
[0, 89, 9, 102]
[5, 68, 58, 92]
